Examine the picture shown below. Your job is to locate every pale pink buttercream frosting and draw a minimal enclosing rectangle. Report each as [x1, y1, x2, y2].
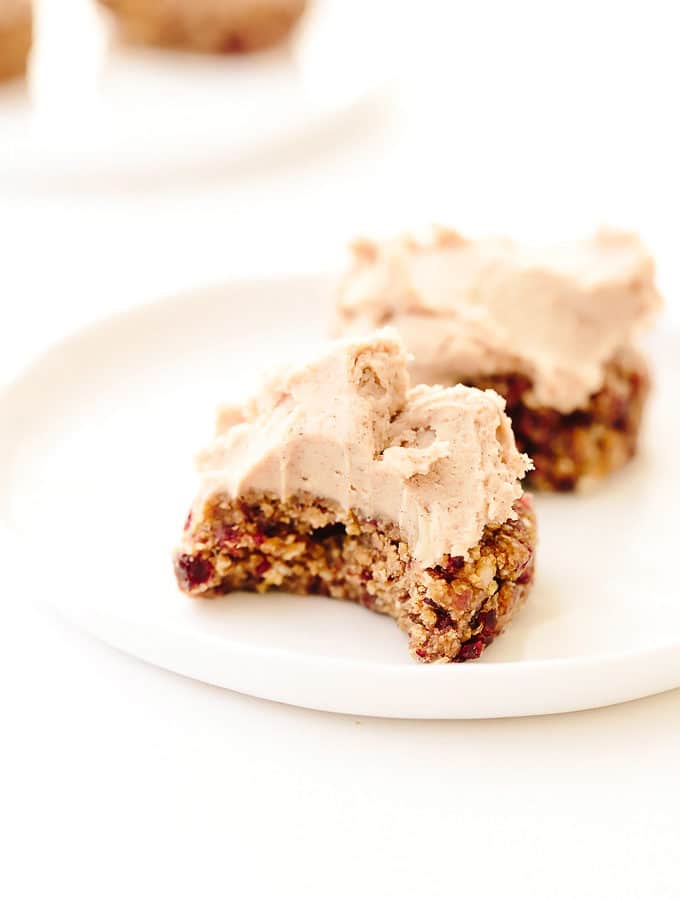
[195, 331, 531, 566]
[334, 228, 662, 413]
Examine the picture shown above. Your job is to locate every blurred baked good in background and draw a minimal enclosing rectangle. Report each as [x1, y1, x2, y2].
[98, 0, 309, 53]
[0, 0, 31, 82]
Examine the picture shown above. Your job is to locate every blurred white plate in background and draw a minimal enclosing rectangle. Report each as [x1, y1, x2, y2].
[0, 0, 394, 183]
[1, 275, 678, 718]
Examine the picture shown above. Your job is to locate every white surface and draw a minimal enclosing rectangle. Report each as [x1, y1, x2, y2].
[1, 0, 680, 896]
[1, 276, 679, 719]
[1, 0, 392, 181]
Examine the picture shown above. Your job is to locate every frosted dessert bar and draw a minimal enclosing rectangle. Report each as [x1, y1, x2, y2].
[174, 332, 536, 663]
[335, 228, 662, 490]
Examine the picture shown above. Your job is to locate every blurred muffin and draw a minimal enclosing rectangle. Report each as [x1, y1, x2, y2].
[98, 0, 308, 53]
[0, 0, 31, 82]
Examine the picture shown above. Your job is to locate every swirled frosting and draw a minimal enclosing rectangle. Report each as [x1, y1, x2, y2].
[335, 228, 662, 412]
[195, 331, 531, 565]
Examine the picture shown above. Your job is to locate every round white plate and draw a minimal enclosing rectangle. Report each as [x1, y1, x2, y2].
[1, 0, 392, 183]
[1, 276, 679, 718]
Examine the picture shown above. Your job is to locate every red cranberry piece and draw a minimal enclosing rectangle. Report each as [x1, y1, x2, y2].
[360, 593, 375, 609]
[480, 609, 498, 641]
[517, 566, 534, 585]
[255, 559, 271, 577]
[427, 602, 455, 630]
[216, 525, 242, 546]
[183, 511, 193, 531]
[415, 648, 427, 659]
[517, 408, 560, 443]
[175, 554, 213, 589]
[434, 555, 466, 583]
[457, 638, 484, 661]
[503, 374, 532, 407]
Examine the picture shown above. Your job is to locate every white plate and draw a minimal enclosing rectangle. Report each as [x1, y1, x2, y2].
[0, 0, 392, 183]
[1, 275, 679, 718]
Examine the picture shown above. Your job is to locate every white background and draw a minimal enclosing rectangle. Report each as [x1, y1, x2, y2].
[1, 1, 679, 897]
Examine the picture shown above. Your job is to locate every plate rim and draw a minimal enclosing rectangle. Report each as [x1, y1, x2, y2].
[0, 51, 393, 185]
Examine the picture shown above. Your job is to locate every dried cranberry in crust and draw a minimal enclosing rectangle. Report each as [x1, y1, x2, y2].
[183, 511, 193, 531]
[480, 609, 497, 641]
[457, 638, 485, 661]
[415, 648, 427, 659]
[447, 555, 465, 573]
[501, 373, 532, 407]
[215, 524, 242, 546]
[427, 602, 455, 631]
[175, 554, 213, 589]
[456, 610, 498, 660]
[255, 559, 271, 577]
[359, 593, 375, 609]
[517, 566, 534, 585]
[432, 555, 466, 583]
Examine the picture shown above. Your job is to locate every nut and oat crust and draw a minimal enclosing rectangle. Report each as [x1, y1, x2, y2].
[174, 492, 536, 663]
